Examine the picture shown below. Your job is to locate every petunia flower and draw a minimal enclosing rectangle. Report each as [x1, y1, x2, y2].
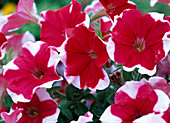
[5, 31, 35, 59]
[107, 9, 170, 75]
[99, 0, 137, 20]
[59, 24, 110, 90]
[0, 0, 40, 34]
[3, 41, 62, 103]
[70, 111, 93, 123]
[147, 76, 170, 98]
[150, 0, 170, 7]
[100, 79, 170, 122]
[84, 0, 103, 15]
[40, 0, 89, 47]
[1, 88, 60, 123]
[1, 109, 23, 123]
[0, 32, 7, 60]
[156, 54, 170, 77]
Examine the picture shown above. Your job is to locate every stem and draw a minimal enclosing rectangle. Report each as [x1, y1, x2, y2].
[90, 9, 107, 22]
[54, 90, 66, 97]
[102, 34, 110, 39]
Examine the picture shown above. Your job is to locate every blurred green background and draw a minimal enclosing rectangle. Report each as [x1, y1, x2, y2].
[0, 0, 170, 40]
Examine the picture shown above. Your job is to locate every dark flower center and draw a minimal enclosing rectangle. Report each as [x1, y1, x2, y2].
[133, 38, 145, 52]
[89, 51, 97, 59]
[135, 112, 143, 119]
[32, 68, 44, 79]
[27, 107, 38, 117]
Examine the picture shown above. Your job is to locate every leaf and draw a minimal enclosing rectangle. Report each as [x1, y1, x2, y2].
[122, 70, 133, 81]
[105, 98, 114, 105]
[59, 106, 73, 120]
[84, 94, 95, 100]
[74, 103, 88, 116]
[65, 84, 76, 100]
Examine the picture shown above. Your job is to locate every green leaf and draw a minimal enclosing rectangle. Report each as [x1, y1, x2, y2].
[84, 94, 95, 100]
[66, 84, 76, 100]
[122, 70, 133, 81]
[105, 98, 114, 105]
[74, 103, 88, 116]
[59, 106, 73, 120]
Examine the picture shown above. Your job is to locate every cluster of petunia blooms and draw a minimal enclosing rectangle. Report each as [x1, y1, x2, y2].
[0, 0, 169, 122]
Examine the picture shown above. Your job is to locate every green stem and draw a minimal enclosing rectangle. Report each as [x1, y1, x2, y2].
[54, 90, 66, 97]
[102, 34, 111, 40]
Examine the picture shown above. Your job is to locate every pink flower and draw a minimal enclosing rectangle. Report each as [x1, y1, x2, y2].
[1, 109, 23, 123]
[84, 0, 103, 15]
[5, 31, 35, 59]
[99, 0, 137, 20]
[0, 0, 40, 34]
[0, 32, 7, 59]
[71, 111, 93, 123]
[147, 76, 170, 98]
[59, 24, 110, 90]
[156, 54, 170, 77]
[40, 0, 89, 47]
[100, 79, 170, 122]
[107, 9, 170, 75]
[3, 41, 62, 102]
[1, 88, 60, 123]
[150, 0, 170, 7]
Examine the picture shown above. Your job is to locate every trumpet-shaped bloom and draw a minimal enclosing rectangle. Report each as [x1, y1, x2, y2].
[157, 54, 170, 77]
[0, 0, 39, 34]
[3, 41, 62, 103]
[59, 24, 110, 90]
[84, 0, 103, 15]
[1, 88, 60, 123]
[99, 0, 137, 20]
[40, 0, 89, 47]
[147, 76, 170, 98]
[107, 9, 170, 75]
[1, 109, 23, 123]
[5, 31, 35, 59]
[100, 79, 170, 122]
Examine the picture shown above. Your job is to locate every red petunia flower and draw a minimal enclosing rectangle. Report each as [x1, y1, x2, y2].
[107, 9, 170, 75]
[40, 0, 89, 47]
[100, 79, 170, 122]
[3, 41, 62, 102]
[1, 88, 60, 123]
[0, 0, 40, 34]
[59, 24, 110, 90]
[99, 0, 137, 20]
[0, 32, 7, 59]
